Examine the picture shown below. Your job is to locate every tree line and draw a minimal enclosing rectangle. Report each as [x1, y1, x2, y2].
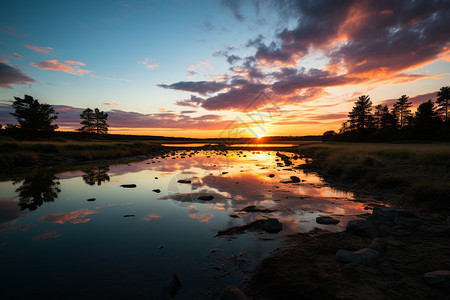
[1, 95, 109, 138]
[323, 86, 450, 142]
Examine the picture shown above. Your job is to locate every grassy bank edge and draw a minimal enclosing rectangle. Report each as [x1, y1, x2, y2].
[0, 141, 165, 169]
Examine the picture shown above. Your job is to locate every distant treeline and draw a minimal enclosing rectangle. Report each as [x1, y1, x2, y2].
[323, 86, 450, 142]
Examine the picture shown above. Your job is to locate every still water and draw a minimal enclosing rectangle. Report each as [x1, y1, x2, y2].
[0, 150, 375, 299]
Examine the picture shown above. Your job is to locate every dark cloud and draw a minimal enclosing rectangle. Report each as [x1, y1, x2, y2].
[256, 0, 450, 75]
[0, 63, 35, 88]
[0, 103, 15, 124]
[271, 68, 362, 95]
[175, 95, 205, 108]
[180, 110, 196, 114]
[158, 81, 228, 95]
[226, 54, 242, 65]
[162, 1, 448, 112]
[201, 83, 268, 111]
[221, 0, 244, 21]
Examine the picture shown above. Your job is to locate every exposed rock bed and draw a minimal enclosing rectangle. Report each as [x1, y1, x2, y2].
[246, 207, 450, 299]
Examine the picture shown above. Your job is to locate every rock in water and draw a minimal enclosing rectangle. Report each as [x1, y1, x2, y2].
[177, 179, 191, 184]
[152, 189, 161, 193]
[87, 198, 96, 202]
[221, 285, 248, 300]
[316, 216, 340, 225]
[268, 174, 275, 178]
[424, 270, 450, 286]
[123, 214, 135, 217]
[120, 184, 137, 188]
[263, 218, 282, 233]
[163, 272, 182, 299]
[290, 176, 300, 183]
[198, 195, 214, 201]
[336, 248, 380, 264]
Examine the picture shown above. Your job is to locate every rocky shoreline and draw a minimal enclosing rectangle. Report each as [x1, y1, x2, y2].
[243, 206, 450, 299]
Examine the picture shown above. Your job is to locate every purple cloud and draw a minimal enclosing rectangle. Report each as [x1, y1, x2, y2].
[0, 63, 35, 88]
[158, 81, 229, 95]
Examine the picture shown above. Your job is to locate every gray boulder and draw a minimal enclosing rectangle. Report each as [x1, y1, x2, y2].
[336, 248, 380, 264]
[368, 238, 386, 253]
[346, 220, 378, 237]
[221, 285, 248, 300]
[371, 207, 414, 220]
[424, 270, 450, 287]
[263, 218, 283, 233]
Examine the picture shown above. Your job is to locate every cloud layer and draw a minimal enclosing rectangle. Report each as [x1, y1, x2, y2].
[161, 0, 450, 112]
[0, 63, 35, 88]
[30, 60, 91, 75]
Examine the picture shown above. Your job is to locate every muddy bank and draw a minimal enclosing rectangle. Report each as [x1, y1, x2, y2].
[245, 207, 450, 299]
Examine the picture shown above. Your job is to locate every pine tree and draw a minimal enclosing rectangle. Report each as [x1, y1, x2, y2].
[436, 86, 450, 122]
[79, 108, 109, 134]
[393, 95, 412, 128]
[348, 95, 373, 131]
[10, 95, 58, 131]
[79, 108, 95, 133]
[93, 108, 109, 134]
[414, 100, 440, 126]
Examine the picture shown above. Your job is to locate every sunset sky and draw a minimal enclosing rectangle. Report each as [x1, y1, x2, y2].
[1, 0, 449, 138]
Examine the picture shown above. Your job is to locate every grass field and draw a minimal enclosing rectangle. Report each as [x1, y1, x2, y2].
[0, 140, 164, 168]
[293, 142, 450, 211]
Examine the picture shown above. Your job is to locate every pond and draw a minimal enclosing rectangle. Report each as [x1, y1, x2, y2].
[0, 150, 378, 299]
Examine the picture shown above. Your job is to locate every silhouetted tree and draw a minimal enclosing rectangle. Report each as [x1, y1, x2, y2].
[79, 107, 109, 134]
[339, 121, 349, 134]
[82, 166, 110, 185]
[436, 86, 450, 122]
[79, 108, 95, 133]
[10, 95, 58, 131]
[348, 95, 373, 131]
[13, 172, 61, 211]
[414, 100, 440, 124]
[393, 95, 412, 128]
[322, 130, 337, 141]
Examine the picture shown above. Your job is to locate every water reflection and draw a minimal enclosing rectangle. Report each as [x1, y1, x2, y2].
[13, 172, 61, 211]
[82, 166, 110, 186]
[0, 149, 381, 299]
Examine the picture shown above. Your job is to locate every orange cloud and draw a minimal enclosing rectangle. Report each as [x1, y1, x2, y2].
[138, 58, 159, 70]
[65, 60, 85, 66]
[141, 213, 162, 221]
[38, 208, 97, 224]
[25, 44, 54, 54]
[30, 60, 91, 75]
[104, 102, 121, 106]
[33, 230, 62, 240]
[188, 212, 213, 224]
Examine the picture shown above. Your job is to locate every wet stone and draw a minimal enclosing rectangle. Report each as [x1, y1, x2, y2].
[316, 216, 340, 225]
[290, 176, 300, 183]
[177, 179, 191, 184]
[120, 184, 137, 188]
[263, 218, 283, 233]
[87, 198, 96, 202]
[152, 189, 161, 193]
[198, 195, 214, 201]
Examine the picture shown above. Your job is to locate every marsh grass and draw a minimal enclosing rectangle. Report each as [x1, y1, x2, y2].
[296, 142, 450, 209]
[0, 140, 163, 168]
